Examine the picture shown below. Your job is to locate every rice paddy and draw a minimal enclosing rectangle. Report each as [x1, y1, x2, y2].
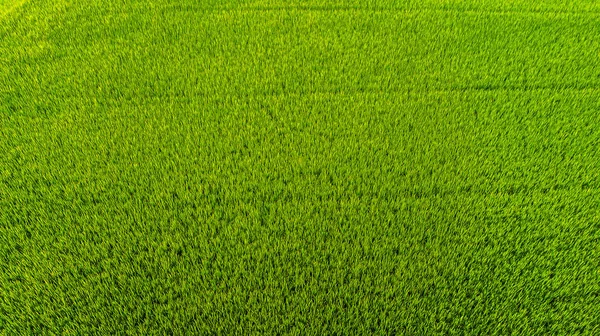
[1, 0, 600, 333]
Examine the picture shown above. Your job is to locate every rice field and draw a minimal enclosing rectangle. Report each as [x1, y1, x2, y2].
[1, 0, 600, 333]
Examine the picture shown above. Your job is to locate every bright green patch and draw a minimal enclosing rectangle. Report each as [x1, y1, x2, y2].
[0, 0, 26, 18]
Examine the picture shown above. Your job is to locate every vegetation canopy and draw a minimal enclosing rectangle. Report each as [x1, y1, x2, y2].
[1, 0, 599, 334]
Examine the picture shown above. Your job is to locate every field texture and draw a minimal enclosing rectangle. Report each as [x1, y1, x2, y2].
[2, 0, 600, 334]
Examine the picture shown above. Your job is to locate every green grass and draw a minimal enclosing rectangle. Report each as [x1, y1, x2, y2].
[2, 0, 600, 334]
